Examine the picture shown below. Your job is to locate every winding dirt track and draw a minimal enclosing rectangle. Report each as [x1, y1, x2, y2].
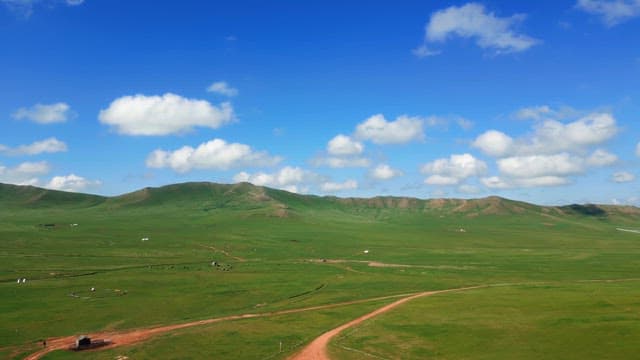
[22, 279, 640, 360]
[23, 291, 426, 360]
[288, 286, 484, 360]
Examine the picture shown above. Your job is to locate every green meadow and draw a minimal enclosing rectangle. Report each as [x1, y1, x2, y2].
[1, 182, 639, 359]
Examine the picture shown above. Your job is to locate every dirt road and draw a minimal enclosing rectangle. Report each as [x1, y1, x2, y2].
[288, 286, 484, 360]
[22, 292, 425, 360]
[24, 278, 638, 360]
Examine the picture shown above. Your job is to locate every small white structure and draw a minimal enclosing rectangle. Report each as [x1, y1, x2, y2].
[70, 223, 78, 227]
[458, 228, 466, 233]
[17, 279, 20, 284]
[363, 250, 369, 254]
[91, 287, 96, 292]
[141, 237, 149, 241]
[22, 278, 26, 283]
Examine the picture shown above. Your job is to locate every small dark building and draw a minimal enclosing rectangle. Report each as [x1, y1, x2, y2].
[75, 336, 91, 348]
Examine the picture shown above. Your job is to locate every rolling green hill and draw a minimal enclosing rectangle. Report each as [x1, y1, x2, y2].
[1, 181, 640, 359]
[2, 181, 638, 221]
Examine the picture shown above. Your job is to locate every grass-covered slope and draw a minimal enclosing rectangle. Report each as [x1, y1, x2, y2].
[0, 183, 105, 208]
[1, 181, 639, 359]
[3, 181, 637, 222]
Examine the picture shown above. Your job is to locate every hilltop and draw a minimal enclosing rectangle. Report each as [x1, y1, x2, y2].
[1, 181, 638, 222]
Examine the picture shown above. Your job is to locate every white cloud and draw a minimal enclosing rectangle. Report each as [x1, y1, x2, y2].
[46, 174, 100, 192]
[472, 130, 514, 157]
[412, 45, 441, 58]
[417, 2, 539, 56]
[370, 164, 403, 180]
[354, 114, 424, 144]
[0, 137, 67, 156]
[636, 142, 640, 157]
[514, 105, 579, 122]
[327, 134, 364, 156]
[586, 149, 618, 166]
[320, 179, 358, 193]
[514, 105, 553, 120]
[576, 0, 640, 26]
[421, 153, 487, 185]
[206, 81, 239, 97]
[146, 138, 281, 173]
[497, 153, 585, 178]
[532, 113, 618, 153]
[2, 0, 84, 17]
[313, 134, 369, 168]
[233, 166, 319, 193]
[99, 93, 234, 136]
[457, 118, 474, 131]
[12, 102, 71, 124]
[481, 175, 570, 189]
[612, 171, 635, 183]
[474, 112, 618, 157]
[0, 161, 50, 186]
[476, 109, 621, 190]
[480, 176, 510, 189]
[425, 175, 461, 185]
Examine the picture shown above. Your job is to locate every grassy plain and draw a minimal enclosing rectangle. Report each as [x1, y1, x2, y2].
[1, 182, 639, 359]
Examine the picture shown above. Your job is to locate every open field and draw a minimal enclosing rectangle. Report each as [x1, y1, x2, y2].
[1, 182, 640, 359]
[331, 281, 640, 359]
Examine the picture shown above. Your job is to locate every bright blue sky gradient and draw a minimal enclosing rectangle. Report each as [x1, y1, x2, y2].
[1, 0, 639, 205]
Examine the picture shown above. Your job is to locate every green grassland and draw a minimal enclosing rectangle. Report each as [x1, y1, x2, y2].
[331, 282, 640, 359]
[1, 182, 639, 359]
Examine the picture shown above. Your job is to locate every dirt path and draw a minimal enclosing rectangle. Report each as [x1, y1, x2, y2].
[24, 278, 639, 360]
[22, 292, 422, 360]
[288, 286, 484, 360]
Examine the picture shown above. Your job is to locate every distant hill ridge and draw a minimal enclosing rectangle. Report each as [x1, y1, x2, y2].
[0, 181, 638, 219]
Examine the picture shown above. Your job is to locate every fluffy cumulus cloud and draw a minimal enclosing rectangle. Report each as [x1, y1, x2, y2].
[415, 2, 539, 56]
[327, 134, 364, 156]
[313, 134, 369, 168]
[369, 164, 403, 180]
[12, 102, 71, 124]
[421, 153, 487, 185]
[474, 110, 620, 189]
[146, 138, 281, 173]
[99, 93, 234, 136]
[586, 149, 618, 166]
[612, 171, 635, 183]
[497, 153, 585, 178]
[0, 137, 67, 156]
[473, 112, 618, 157]
[46, 174, 101, 192]
[320, 179, 358, 193]
[234, 166, 320, 193]
[206, 81, 238, 97]
[472, 130, 514, 157]
[354, 114, 424, 145]
[0, 161, 50, 186]
[576, 0, 640, 26]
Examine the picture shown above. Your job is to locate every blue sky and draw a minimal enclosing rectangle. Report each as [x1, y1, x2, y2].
[1, 0, 639, 205]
